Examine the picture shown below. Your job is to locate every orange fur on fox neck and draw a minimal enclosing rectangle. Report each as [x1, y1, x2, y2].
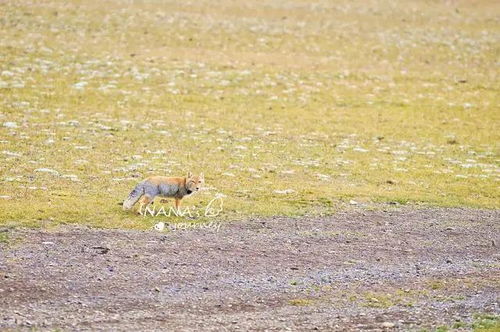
[185, 177, 194, 195]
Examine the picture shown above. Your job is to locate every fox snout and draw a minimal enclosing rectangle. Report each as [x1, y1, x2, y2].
[186, 172, 204, 193]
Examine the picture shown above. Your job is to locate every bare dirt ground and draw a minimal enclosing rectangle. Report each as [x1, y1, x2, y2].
[1, 208, 499, 331]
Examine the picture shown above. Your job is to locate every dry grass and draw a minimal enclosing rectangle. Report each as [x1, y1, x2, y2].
[0, 0, 499, 229]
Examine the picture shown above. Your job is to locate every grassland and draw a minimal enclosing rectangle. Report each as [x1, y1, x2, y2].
[0, 0, 499, 229]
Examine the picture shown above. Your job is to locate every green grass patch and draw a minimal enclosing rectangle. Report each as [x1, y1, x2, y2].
[288, 298, 314, 306]
[472, 314, 500, 332]
[362, 293, 395, 308]
[432, 313, 500, 332]
[0, 0, 498, 229]
[0, 231, 9, 244]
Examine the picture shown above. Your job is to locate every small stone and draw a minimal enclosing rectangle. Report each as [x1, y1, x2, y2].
[1, 70, 14, 77]
[34, 168, 60, 176]
[73, 81, 88, 89]
[274, 189, 295, 195]
[3, 122, 18, 128]
[381, 322, 395, 328]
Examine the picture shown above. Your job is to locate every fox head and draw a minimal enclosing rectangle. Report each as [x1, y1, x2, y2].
[186, 172, 204, 194]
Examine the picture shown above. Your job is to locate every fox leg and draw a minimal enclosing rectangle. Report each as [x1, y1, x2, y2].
[137, 195, 154, 214]
[175, 198, 182, 213]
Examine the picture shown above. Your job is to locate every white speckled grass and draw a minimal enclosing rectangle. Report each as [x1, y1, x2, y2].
[0, 0, 498, 229]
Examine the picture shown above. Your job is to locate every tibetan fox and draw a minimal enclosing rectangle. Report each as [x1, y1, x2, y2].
[123, 172, 204, 212]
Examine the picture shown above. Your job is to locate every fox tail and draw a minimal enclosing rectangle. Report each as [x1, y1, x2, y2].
[123, 182, 145, 210]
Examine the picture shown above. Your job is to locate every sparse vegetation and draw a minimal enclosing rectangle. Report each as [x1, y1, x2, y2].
[363, 292, 395, 308]
[472, 314, 500, 332]
[289, 298, 314, 306]
[433, 313, 500, 332]
[0, 2, 498, 330]
[1, 0, 498, 230]
[0, 230, 9, 244]
[452, 321, 467, 329]
[361, 289, 423, 309]
[428, 280, 446, 290]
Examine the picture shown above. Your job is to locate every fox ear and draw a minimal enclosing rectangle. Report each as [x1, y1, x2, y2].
[200, 173, 204, 179]
[187, 171, 193, 178]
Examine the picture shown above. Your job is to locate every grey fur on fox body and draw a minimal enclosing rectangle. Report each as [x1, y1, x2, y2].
[123, 172, 204, 211]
